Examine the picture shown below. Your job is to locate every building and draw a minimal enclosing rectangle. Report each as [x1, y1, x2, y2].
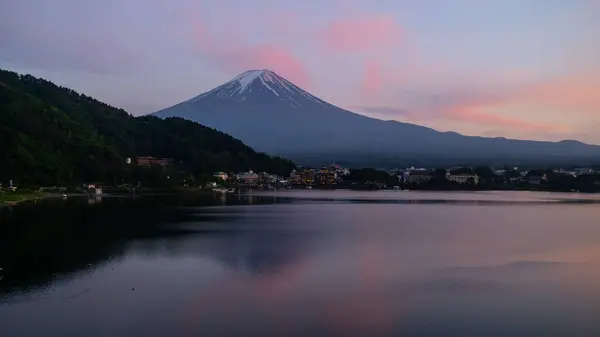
[493, 169, 507, 176]
[445, 167, 479, 185]
[237, 170, 260, 184]
[446, 173, 480, 184]
[527, 173, 548, 185]
[213, 172, 228, 180]
[291, 169, 315, 185]
[136, 156, 173, 166]
[407, 171, 432, 184]
[316, 167, 337, 185]
[574, 168, 594, 176]
[328, 164, 350, 177]
[261, 173, 279, 183]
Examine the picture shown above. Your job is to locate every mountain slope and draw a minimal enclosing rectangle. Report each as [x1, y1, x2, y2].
[0, 69, 295, 185]
[152, 69, 600, 167]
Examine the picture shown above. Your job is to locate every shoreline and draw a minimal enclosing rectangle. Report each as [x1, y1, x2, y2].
[0, 192, 73, 206]
[2, 186, 596, 208]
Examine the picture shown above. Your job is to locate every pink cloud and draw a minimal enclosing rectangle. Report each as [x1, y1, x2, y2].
[194, 21, 310, 88]
[430, 87, 572, 133]
[361, 60, 383, 95]
[218, 44, 310, 88]
[357, 84, 569, 133]
[357, 64, 600, 135]
[446, 105, 568, 133]
[438, 71, 600, 131]
[515, 72, 600, 112]
[318, 16, 403, 53]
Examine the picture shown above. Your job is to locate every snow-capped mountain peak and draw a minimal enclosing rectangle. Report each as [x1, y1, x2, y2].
[151, 68, 600, 163]
[233, 69, 269, 90]
[184, 69, 325, 107]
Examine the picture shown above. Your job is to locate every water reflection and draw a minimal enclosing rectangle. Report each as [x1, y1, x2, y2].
[2, 191, 600, 337]
[87, 196, 103, 205]
[0, 194, 307, 299]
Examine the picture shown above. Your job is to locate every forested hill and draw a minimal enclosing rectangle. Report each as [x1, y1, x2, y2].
[0, 69, 295, 185]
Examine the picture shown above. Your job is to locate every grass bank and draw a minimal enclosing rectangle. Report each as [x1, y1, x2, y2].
[0, 192, 57, 204]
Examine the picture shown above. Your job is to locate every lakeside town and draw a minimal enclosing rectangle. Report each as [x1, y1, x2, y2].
[3, 155, 600, 204]
[208, 164, 600, 192]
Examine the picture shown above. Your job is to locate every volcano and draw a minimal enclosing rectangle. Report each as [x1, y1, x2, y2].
[151, 69, 600, 167]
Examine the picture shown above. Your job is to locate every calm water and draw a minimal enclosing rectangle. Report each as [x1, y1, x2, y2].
[2, 190, 600, 337]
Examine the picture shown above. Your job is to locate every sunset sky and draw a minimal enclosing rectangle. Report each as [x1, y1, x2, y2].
[1, 0, 599, 143]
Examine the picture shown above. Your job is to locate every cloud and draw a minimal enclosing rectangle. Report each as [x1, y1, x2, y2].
[355, 86, 569, 133]
[193, 20, 310, 88]
[515, 72, 600, 113]
[214, 44, 310, 88]
[437, 72, 600, 132]
[445, 105, 568, 133]
[318, 16, 403, 53]
[361, 60, 383, 95]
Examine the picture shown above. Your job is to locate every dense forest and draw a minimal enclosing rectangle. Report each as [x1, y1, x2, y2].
[0, 69, 295, 186]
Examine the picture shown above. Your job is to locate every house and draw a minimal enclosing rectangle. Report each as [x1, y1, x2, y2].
[493, 169, 507, 176]
[446, 168, 480, 185]
[261, 173, 279, 183]
[407, 171, 432, 184]
[316, 167, 337, 185]
[213, 172, 228, 180]
[237, 170, 260, 184]
[328, 163, 350, 176]
[575, 168, 594, 176]
[446, 173, 479, 185]
[291, 169, 316, 185]
[528, 176, 542, 185]
[84, 184, 103, 195]
[136, 156, 173, 166]
[526, 173, 548, 185]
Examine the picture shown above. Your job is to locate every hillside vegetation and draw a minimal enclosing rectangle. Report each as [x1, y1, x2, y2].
[0, 69, 295, 186]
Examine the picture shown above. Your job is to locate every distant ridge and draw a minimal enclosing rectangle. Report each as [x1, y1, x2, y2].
[151, 69, 600, 167]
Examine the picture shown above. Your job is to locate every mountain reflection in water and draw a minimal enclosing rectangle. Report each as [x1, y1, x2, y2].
[1, 191, 600, 337]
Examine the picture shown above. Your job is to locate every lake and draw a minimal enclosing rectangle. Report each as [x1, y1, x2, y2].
[2, 190, 600, 337]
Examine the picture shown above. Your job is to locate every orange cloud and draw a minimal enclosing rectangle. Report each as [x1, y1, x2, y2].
[318, 16, 403, 53]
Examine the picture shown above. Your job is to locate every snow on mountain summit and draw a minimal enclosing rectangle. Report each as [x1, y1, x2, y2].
[184, 69, 325, 108]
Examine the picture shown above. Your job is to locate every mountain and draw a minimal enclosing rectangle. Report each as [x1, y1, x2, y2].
[151, 69, 600, 167]
[0, 69, 295, 185]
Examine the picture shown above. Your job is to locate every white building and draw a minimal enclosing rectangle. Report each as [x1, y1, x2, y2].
[446, 173, 479, 185]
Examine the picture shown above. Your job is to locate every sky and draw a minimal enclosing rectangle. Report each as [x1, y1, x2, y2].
[1, 0, 599, 143]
